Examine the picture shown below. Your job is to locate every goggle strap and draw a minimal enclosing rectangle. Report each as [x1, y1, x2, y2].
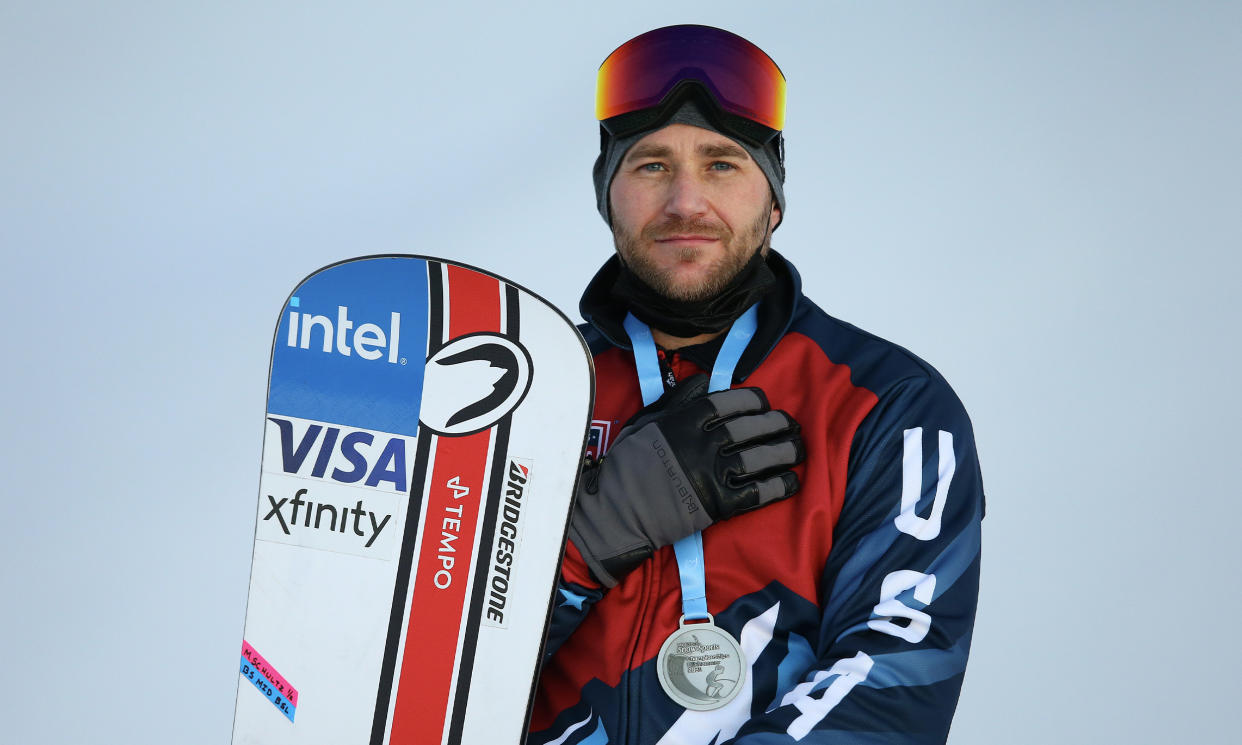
[600, 81, 781, 149]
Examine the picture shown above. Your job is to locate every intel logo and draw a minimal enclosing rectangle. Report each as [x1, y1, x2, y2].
[285, 300, 401, 363]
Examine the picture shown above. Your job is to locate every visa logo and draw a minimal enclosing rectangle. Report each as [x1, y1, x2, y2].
[285, 302, 401, 363]
[267, 417, 409, 493]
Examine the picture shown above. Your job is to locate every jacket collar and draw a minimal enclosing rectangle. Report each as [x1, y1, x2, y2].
[579, 249, 804, 384]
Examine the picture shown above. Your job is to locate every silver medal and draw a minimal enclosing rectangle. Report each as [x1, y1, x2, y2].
[656, 614, 747, 711]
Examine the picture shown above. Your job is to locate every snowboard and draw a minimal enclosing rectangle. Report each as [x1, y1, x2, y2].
[232, 256, 594, 745]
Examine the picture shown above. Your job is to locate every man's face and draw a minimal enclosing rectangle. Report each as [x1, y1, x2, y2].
[609, 124, 780, 303]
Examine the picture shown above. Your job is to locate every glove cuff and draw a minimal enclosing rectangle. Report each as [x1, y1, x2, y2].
[567, 520, 651, 588]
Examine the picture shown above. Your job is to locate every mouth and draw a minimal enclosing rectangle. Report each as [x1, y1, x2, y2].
[654, 235, 720, 245]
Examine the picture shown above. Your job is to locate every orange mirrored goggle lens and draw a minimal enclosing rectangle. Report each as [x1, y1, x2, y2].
[596, 25, 786, 132]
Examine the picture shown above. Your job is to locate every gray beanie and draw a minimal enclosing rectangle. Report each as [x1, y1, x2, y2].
[592, 99, 786, 228]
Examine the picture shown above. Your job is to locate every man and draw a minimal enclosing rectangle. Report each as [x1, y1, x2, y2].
[532, 25, 984, 744]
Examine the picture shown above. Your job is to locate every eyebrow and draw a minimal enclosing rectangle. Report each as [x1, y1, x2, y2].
[624, 143, 673, 162]
[698, 142, 749, 160]
[623, 141, 751, 163]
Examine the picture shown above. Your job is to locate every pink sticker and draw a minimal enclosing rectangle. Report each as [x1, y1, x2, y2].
[242, 640, 300, 707]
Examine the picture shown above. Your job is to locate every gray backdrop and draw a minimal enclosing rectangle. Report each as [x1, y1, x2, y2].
[2, 1, 1238, 742]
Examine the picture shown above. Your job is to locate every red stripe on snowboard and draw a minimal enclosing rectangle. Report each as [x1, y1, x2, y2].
[445, 263, 505, 338]
[390, 265, 502, 744]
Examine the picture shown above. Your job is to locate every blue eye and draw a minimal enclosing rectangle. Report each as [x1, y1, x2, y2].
[710, 161, 736, 171]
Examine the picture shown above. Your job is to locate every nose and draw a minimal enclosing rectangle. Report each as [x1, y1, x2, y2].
[663, 170, 709, 220]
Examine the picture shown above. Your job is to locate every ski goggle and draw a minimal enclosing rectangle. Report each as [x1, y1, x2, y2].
[595, 25, 786, 145]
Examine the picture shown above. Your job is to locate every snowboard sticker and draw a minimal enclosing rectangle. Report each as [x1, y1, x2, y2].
[233, 256, 594, 745]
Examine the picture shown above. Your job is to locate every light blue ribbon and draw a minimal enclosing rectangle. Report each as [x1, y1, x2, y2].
[622, 305, 759, 620]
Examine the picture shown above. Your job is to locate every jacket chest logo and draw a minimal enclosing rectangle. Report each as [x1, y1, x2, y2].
[585, 419, 614, 461]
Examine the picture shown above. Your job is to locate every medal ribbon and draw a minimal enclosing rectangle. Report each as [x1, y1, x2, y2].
[622, 304, 759, 622]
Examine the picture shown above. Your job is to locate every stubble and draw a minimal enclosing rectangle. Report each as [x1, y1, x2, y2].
[613, 207, 772, 302]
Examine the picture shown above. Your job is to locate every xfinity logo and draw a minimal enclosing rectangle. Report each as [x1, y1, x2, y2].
[263, 488, 391, 548]
[285, 301, 402, 363]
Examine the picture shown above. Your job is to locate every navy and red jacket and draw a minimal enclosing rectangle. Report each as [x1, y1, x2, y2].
[531, 251, 985, 744]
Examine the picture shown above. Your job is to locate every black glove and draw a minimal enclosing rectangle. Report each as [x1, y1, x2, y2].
[569, 373, 804, 587]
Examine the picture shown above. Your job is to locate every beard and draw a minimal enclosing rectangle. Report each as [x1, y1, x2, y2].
[612, 206, 772, 303]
